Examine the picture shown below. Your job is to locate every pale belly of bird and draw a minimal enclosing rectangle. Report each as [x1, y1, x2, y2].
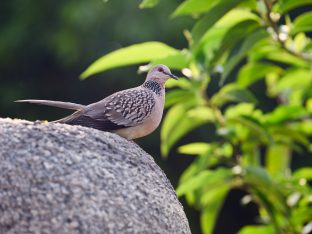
[113, 96, 164, 140]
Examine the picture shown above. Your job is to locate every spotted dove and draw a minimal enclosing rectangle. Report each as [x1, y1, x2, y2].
[16, 64, 178, 140]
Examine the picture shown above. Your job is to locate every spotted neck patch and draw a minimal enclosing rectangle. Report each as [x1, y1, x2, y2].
[142, 80, 162, 95]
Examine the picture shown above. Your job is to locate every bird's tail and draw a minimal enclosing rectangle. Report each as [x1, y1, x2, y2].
[15, 99, 85, 111]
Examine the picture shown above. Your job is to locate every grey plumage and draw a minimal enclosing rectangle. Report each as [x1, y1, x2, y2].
[57, 88, 156, 131]
[16, 64, 178, 139]
[15, 100, 85, 110]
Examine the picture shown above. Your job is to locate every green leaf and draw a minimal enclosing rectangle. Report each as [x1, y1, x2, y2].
[178, 142, 212, 155]
[291, 207, 312, 230]
[179, 153, 214, 184]
[150, 50, 191, 69]
[177, 168, 232, 196]
[244, 166, 287, 214]
[265, 144, 290, 176]
[294, 120, 312, 136]
[200, 184, 230, 234]
[195, 9, 260, 58]
[238, 225, 275, 234]
[172, 0, 218, 17]
[165, 77, 192, 89]
[250, 44, 310, 68]
[211, 84, 257, 107]
[161, 100, 206, 157]
[211, 19, 261, 65]
[293, 33, 309, 53]
[271, 126, 310, 147]
[276, 0, 312, 14]
[187, 106, 216, 122]
[306, 99, 312, 113]
[229, 115, 268, 137]
[177, 170, 212, 196]
[293, 12, 312, 34]
[191, 0, 243, 46]
[139, 0, 159, 8]
[80, 41, 178, 78]
[237, 62, 284, 88]
[264, 105, 308, 125]
[225, 103, 258, 118]
[220, 28, 268, 84]
[165, 89, 195, 108]
[293, 167, 312, 180]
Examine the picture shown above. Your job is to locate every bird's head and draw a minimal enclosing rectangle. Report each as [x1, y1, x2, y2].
[146, 64, 178, 85]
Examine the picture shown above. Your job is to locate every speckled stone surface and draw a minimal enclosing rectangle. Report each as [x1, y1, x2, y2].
[0, 118, 191, 234]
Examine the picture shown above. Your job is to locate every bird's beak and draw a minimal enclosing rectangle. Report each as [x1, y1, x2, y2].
[165, 72, 179, 80]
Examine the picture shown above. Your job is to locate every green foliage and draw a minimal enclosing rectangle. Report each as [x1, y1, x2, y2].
[80, 42, 179, 78]
[139, 0, 159, 9]
[82, 0, 312, 233]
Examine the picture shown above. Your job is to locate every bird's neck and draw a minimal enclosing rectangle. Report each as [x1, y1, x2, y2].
[142, 80, 163, 96]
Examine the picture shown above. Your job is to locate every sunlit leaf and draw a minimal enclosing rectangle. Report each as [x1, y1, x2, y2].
[200, 184, 230, 234]
[195, 9, 260, 58]
[187, 106, 215, 122]
[81, 41, 178, 78]
[178, 142, 212, 155]
[244, 166, 287, 214]
[191, 0, 243, 46]
[165, 89, 195, 108]
[250, 44, 310, 68]
[225, 103, 256, 117]
[177, 170, 212, 196]
[237, 62, 284, 88]
[139, 0, 159, 8]
[306, 99, 312, 113]
[228, 115, 270, 141]
[220, 28, 268, 84]
[161, 102, 191, 157]
[265, 144, 290, 176]
[264, 105, 308, 125]
[293, 167, 312, 180]
[197, 27, 229, 61]
[161, 100, 206, 157]
[293, 120, 312, 135]
[238, 225, 275, 234]
[150, 49, 191, 69]
[271, 127, 310, 147]
[211, 84, 257, 107]
[293, 12, 312, 34]
[177, 168, 232, 196]
[291, 207, 312, 230]
[212, 20, 261, 65]
[275, 69, 312, 92]
[165, 77, 192, 89]
[179, 152, 216, 185]
[276, 0, 312, 14]
[293, 33, 309, 53]
[172, 0, 218, 17]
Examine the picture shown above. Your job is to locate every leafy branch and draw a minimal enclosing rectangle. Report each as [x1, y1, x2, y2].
[263, 0, 312, 61]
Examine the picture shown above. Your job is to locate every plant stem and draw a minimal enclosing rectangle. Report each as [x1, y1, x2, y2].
[262, 0, 312, 61]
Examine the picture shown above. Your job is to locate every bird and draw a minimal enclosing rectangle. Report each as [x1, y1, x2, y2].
[16, 64, 178, 140]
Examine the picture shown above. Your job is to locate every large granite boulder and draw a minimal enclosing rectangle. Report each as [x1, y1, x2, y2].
[0, 118, 190, 234]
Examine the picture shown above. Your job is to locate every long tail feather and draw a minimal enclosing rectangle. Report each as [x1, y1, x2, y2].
[15, 99, 85, 110]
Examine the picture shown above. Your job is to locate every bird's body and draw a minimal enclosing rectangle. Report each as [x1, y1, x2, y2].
[16, 65, 177, 140]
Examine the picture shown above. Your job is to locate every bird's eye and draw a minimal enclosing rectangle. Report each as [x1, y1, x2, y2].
[158, 67, 164, 73]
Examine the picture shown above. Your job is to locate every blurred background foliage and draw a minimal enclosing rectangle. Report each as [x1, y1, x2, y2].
[1, 0, 312, 233]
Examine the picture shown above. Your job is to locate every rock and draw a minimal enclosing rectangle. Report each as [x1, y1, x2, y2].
[0, 118, 190, 234]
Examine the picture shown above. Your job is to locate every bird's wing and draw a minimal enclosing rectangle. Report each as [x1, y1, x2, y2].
[58, 88, 156, 131]
[15, 99, 85, 110]
[86, 88, 156, 126]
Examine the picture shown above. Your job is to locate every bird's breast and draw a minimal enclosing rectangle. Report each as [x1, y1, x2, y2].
[113, 92, 165, 140]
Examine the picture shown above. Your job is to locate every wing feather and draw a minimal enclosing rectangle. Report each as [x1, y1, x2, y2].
[56, 88, 156, 132]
